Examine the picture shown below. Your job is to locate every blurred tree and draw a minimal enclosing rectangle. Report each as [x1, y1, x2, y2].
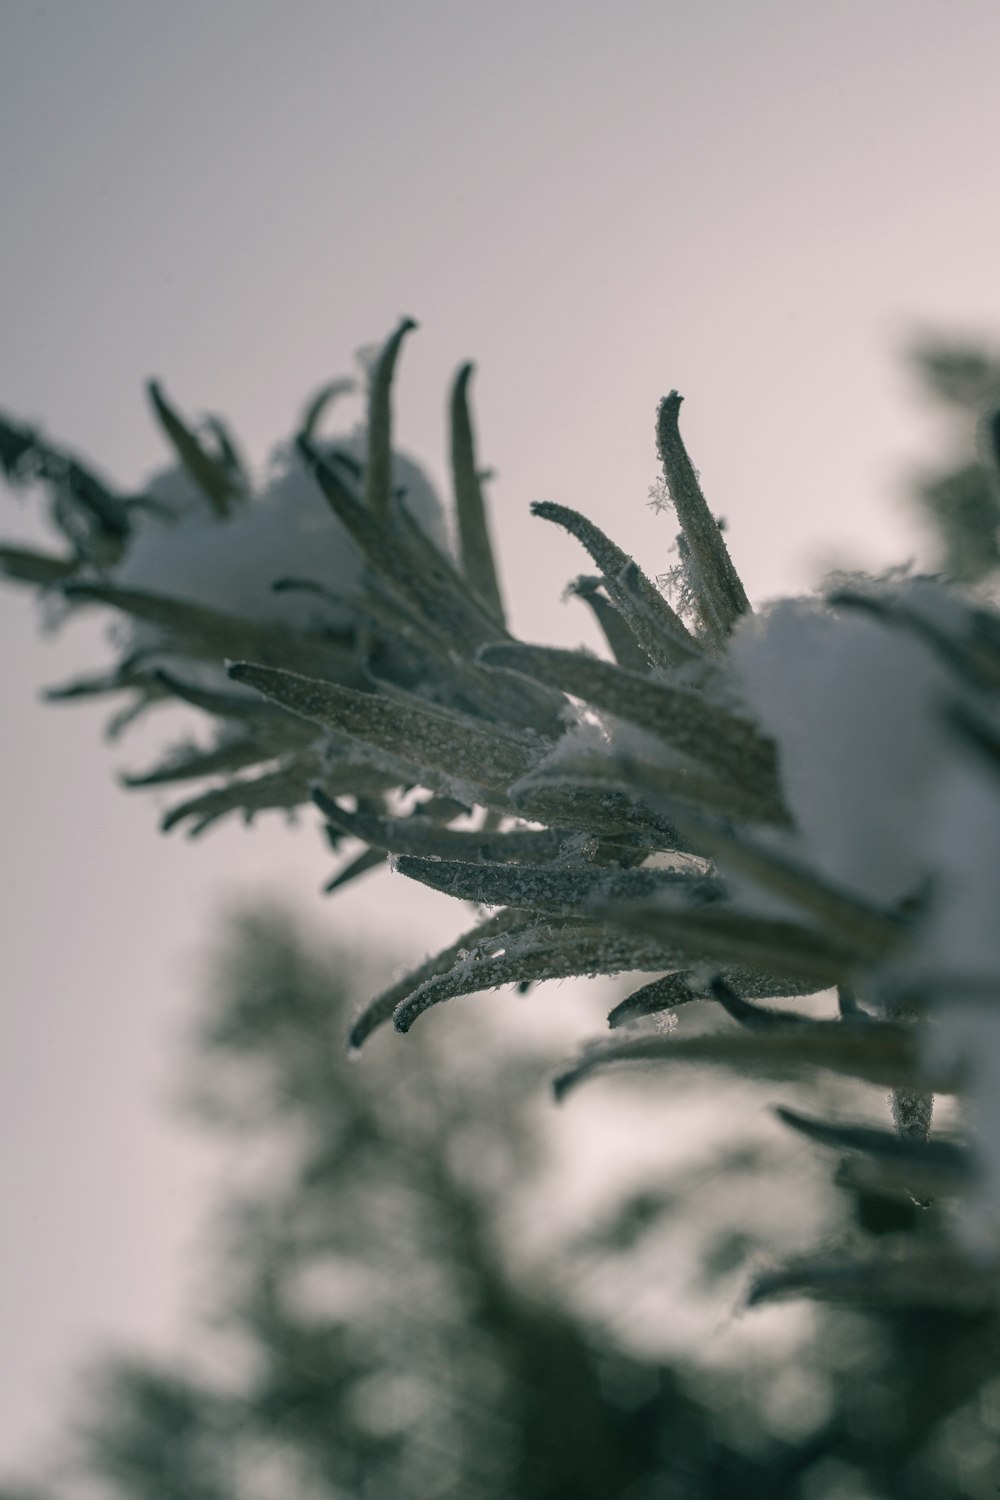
[4, 906, 1000, 1500]
[908, 336, 1000, 582]
[0, 908, 730, 1499]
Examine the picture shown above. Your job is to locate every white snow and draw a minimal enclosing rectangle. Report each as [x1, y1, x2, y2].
[119, 433, 446, 635]
[727, 582, 1000, 1242]
[729, 593, 957, 907]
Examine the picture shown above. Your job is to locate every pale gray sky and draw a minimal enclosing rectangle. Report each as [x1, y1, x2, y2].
[2, 0, 1000, 1476]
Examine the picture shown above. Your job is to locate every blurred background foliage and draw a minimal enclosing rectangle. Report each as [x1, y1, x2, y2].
[907, 335, 1000, 583]
[0, 902, 998, 1500]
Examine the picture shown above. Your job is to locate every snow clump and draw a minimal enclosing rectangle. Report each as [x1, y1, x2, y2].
[730, 582, 1000, 1239]
[118, 432, 445, 636]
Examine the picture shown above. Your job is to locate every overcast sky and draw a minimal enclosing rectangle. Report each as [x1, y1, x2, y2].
[3, 0, 1000, 1476]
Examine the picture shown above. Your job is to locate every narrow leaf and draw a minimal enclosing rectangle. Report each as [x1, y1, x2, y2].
[229, 660, 547, 804]
[348, 579, 552, 731]
[450, 362, 505, 624]
[299, 438, 547, 722]
[775, 1105, 968, 1176]
[655, 392, 750, 641]
[513, 781, 682, 844]
[44, 668, 136, 702]
[348, 909, 526, 1050]
[947, 701, 1000, 778]
[103, 692, 161, 741]
[608, 967, 822, 1028]
[0, 412, 39, 478]
[607, 971, 703, 1027]
[323, 845, 386, 894]
[519, 746, 787, 826]
[0, 545, 77, 586]
[838, 985, 864, 1020]
[748, 1241, 998, 1310]
[710, 975, 818, 1029]
[480, 641, 778, 791]
[64, 460, 131, 545]
[161, 757, 317, 835]
[298, 378, 355, 441]
[146, 379, 239, 517]
[151, 667, 311, 727]
[393, 921, 686, 1034]
[203, 416, 247, 481]
[395, 493, 525, 661]
[395, 854, 719, 916]
[312, 790, 575, 863]
[122, 737, 273, 787]
[554, 1019, 957, 1102]
[531, 500, 700, 668]
[364, 318, 417, 520]
[566, 576, 649, 672]
[679, 818, 905, 957]
[62, 580, 358, 681]
[599, 898, 867, 984]
[831, 586, 1000, 690]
